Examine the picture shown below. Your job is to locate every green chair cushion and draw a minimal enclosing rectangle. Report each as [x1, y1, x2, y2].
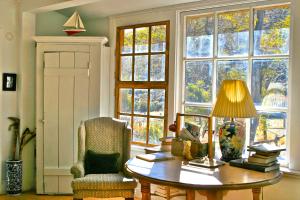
[84, 150, 120, 175]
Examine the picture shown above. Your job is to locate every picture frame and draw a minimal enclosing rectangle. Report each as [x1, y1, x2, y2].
[3, 73, 17, 91]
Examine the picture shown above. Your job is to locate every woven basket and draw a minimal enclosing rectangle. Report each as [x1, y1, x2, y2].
[171, 138, 209, 158]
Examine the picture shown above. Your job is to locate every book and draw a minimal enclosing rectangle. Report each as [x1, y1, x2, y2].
[188, 158, 225, 168]
[247, 160, 278, 167]
[248, 143, 286, 153]
[247, 149, 281, 157]
[248, 155, 277, 164]
[136, 152, 175, 162]
[251, 153, 279, 159]
[229, 158, 280, 172]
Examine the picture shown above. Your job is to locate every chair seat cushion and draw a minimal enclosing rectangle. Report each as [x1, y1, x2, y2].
[72, 172, 137, 190]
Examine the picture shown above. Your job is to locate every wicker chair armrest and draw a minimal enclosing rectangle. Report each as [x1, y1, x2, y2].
[71, 161, 85, 178]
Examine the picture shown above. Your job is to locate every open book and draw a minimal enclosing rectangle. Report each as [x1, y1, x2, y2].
[248, 143, 286, 154]
[136, 152, 175, 162]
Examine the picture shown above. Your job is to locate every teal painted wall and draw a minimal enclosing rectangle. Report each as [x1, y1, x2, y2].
[36, 11, 109, 38]
[36, 11, 67, 36]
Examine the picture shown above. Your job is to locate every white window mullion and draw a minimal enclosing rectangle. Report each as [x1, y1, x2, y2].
[181, 3, 290, 163]
[212, 12, 218, 104]
[245, 6, 254, 149]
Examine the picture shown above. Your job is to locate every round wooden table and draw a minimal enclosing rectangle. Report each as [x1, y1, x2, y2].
[125, 155, 282, 200]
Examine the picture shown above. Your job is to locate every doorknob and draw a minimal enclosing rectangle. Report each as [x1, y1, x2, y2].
[40, 119, 45, 123]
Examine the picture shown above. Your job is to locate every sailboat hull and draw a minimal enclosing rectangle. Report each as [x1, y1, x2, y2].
[63, 29, 86, 36]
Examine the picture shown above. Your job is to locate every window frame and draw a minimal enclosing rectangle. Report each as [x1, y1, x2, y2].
[179, 3, 290, 160]
[115, 21, 170, 146]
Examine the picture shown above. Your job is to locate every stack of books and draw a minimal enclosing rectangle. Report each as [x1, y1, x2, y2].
[230, 143, 285, 172]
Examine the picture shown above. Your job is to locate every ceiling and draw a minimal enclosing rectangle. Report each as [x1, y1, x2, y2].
[57, 0, 201, 19]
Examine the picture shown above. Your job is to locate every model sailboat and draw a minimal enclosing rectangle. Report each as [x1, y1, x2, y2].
[63, 11, 86, 36]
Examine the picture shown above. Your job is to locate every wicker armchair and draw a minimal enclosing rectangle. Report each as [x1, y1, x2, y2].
[70, 117, 137, 200]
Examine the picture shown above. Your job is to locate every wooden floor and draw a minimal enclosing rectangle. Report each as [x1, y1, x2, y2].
[0, 193, 132, 200]
[0, 193, 73, 200]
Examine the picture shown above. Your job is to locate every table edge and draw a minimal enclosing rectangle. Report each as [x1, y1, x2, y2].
[124, 162, 282, 190]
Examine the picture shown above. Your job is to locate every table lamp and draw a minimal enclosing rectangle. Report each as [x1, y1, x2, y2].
[211, 80, 257, 161]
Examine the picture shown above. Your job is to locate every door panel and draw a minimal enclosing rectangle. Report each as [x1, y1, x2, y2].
[60, 52, 74, 68]
[59, 176, 73, 194]
[44, 76, 59, 168]
[44, 53, 59, 68]
[88, 45, 100, 118]
[74, 76, 89, 162]
[75, 52, 89, 68]
[58, 76, 74, 168]
[44, 176, 58, 194]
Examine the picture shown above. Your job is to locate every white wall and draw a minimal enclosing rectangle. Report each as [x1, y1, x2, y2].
[0, 0, 20, 194]
[0, 0, 37, 193]
[19, 12, 36, 192]
[289, 0, 300, 170]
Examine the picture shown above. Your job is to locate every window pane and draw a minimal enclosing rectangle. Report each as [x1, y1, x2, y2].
[120, 115, 131, 127]
[150, 89, 165, 116]
[134, 55, 148, 81]
[151, 25, 166, 52]
[218, 10, 249, 56]
[186, 15, 214, 58]
[133, 117, 147, 143]
[134, 89, 148, 115]
[135, 27, 149, 53]
[217, 60, 248, 90]
[120, 56, 132, 81]
[120, 29, 133, 54]
[120, 89, 132, 113]
[252, 59, 288, 108]
[250, 112, 287, 150]
[185, 61, 213, 103]
[149, 118, 164, 145]
[150, 54, 165, 81]
[184, 106, 211, 115]
[254, 5, 290, 55]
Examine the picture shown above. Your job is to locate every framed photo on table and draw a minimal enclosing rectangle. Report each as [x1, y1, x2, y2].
[3, 73, 17, 91]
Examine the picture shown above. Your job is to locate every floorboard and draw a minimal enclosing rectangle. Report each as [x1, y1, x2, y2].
[0, 193, 135, 200]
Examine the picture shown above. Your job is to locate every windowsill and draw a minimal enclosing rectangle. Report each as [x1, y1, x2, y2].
[131, 144, 147, 151]
[280, 167, 300, 178]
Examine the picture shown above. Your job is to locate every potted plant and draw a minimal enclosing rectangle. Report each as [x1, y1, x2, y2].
[6, 117, 36, 195]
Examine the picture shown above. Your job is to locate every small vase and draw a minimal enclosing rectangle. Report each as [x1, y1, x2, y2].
[5, 160, 22, 195]
[218, 121, 245, 162]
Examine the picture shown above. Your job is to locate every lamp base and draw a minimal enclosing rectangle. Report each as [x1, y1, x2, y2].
[218, 120, 245, 162]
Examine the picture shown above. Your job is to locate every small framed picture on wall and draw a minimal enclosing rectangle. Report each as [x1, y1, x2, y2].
[3, 73, 17, 91]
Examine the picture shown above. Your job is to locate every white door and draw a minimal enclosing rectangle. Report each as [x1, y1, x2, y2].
[43, 51, 90, 193]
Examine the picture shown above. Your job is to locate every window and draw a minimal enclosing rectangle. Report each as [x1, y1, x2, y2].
[116, 21, 169, 146]
[182, 4, 290, 160]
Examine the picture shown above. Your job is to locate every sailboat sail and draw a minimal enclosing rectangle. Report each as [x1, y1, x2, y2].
[78, 16, 85, 29]
[63, 11, 86, 35]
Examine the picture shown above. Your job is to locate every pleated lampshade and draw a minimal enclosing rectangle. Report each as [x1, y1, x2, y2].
[211, 80, 257, 118]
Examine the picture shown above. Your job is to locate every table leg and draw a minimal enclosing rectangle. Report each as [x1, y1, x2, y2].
[252, 188, 262, 200]
[186, 189, 195, 200]
[140, 179, 151, 200]
[206, 190, 223, 200]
